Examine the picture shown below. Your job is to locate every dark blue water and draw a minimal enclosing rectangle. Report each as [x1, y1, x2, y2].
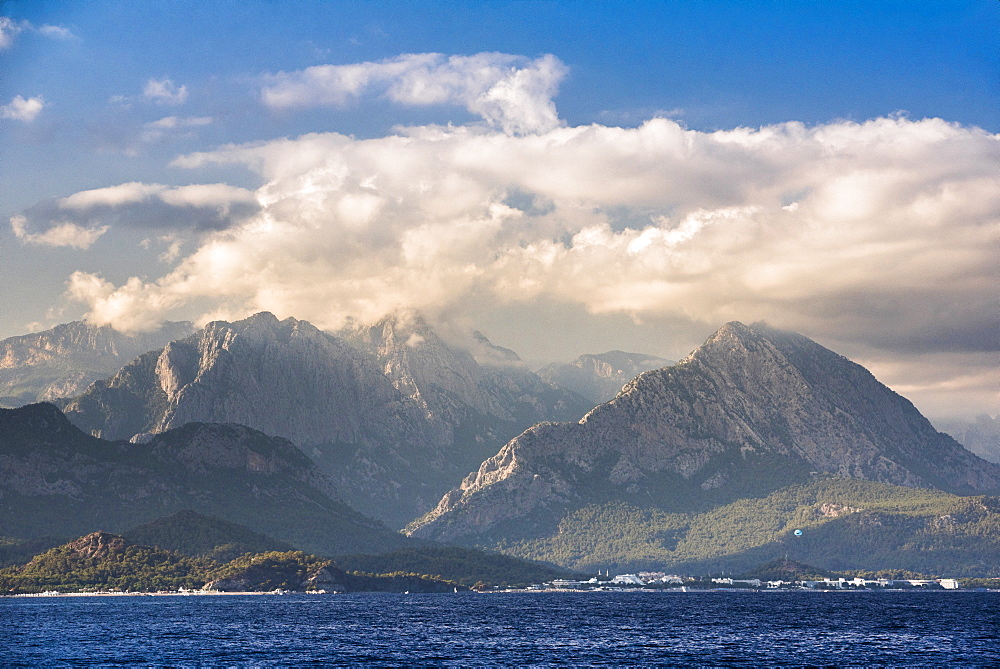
[3, 591, 998, 666]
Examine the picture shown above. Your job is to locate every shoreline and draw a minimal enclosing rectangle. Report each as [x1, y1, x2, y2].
[6, 587, 997, 598]
[6, 589, 313, 598]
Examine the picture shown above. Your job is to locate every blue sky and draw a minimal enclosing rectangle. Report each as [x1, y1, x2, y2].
[1, 0, 997, 421]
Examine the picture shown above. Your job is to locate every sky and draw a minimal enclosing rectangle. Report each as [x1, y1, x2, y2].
[1, 0, 997, 423]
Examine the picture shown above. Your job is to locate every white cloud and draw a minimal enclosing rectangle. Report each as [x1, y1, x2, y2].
[36, 24, 74, 40]
[261, 52, 567, 134]
[141, 115, 213, 142]
[0, 17, 24, 49]
[67, 271, 183, 333]
[1, 95, 45, 122]
[143, 78, 188, 105]
[57, 181, 257, 215]
[145, 116, 213, 130]
[60, 182, 166, 209]
[10, 215, 108, 249]
[0, 18, 74, 49]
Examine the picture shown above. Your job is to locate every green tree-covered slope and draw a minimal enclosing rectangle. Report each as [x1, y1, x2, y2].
[124, 511, 296, 563]
[494, 477, 1000, 576]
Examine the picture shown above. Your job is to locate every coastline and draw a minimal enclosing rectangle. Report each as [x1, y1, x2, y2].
[6, 589, 315, 598]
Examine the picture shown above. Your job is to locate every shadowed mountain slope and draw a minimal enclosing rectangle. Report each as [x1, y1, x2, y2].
[0, 403, 408, 556]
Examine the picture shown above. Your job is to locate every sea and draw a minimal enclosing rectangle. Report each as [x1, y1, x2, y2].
[3, 591, 998, 666]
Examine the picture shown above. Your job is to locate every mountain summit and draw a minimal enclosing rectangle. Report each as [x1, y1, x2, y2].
[408, 321, 1000, 543]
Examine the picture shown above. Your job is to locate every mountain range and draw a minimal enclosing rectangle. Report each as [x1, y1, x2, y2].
[1, 315, 998, 576]
[936, 414, 1000, 465]
[55, 312, 591, 527]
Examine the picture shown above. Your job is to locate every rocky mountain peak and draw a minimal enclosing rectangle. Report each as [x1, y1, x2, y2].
[66, 532, 130, 560]
[409, 321, 1000, 543]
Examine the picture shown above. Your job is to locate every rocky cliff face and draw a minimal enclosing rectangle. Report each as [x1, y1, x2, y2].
[537, 351, 674, 404]
[408, 322, 1000, 543]
[0, 403, 407, 555]
[60, 311, 591, 527]
[0, 320, 194, 407]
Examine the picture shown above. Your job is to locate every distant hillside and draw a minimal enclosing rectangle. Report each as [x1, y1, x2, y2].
[939, 415, 1000, 464]
[0, 533, 459, 594]
[206, 551, 460, 593]
[537, 350, 673, 404]
[0, 320, 193, 407]
[0, 531, 211, 593]
[0, 403, 409, 556]
[494, 477, 1000, 576]
[330, 546, 582, 588]
[124, 511, 295, 563]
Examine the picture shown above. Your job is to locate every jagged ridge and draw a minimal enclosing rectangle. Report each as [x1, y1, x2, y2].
[59, 311, 591, 527]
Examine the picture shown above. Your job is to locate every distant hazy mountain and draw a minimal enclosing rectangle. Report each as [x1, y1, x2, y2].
[537, 350, 674, 403]
[342, 311, 593, 476]
[938, 415, 1000, 464]
[0, 403, 407, 556]
[0, 320, 193, 407]
[60, 312, 591, 527]
[408, 322, 1000, 569]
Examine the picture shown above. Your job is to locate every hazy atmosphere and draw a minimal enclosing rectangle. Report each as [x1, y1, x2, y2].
[1, 1, 996, 423]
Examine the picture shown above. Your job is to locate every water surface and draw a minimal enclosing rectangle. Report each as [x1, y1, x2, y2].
[4, 591, 998, 665]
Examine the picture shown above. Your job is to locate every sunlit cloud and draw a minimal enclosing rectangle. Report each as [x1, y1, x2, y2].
[1, 95, 45, 122]
[261, 52, 567, 134]
[69, 114, 995, 389]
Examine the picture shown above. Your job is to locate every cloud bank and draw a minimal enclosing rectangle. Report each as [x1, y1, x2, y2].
[261, 52, 566, 134]
[55, 115, 995, 362]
